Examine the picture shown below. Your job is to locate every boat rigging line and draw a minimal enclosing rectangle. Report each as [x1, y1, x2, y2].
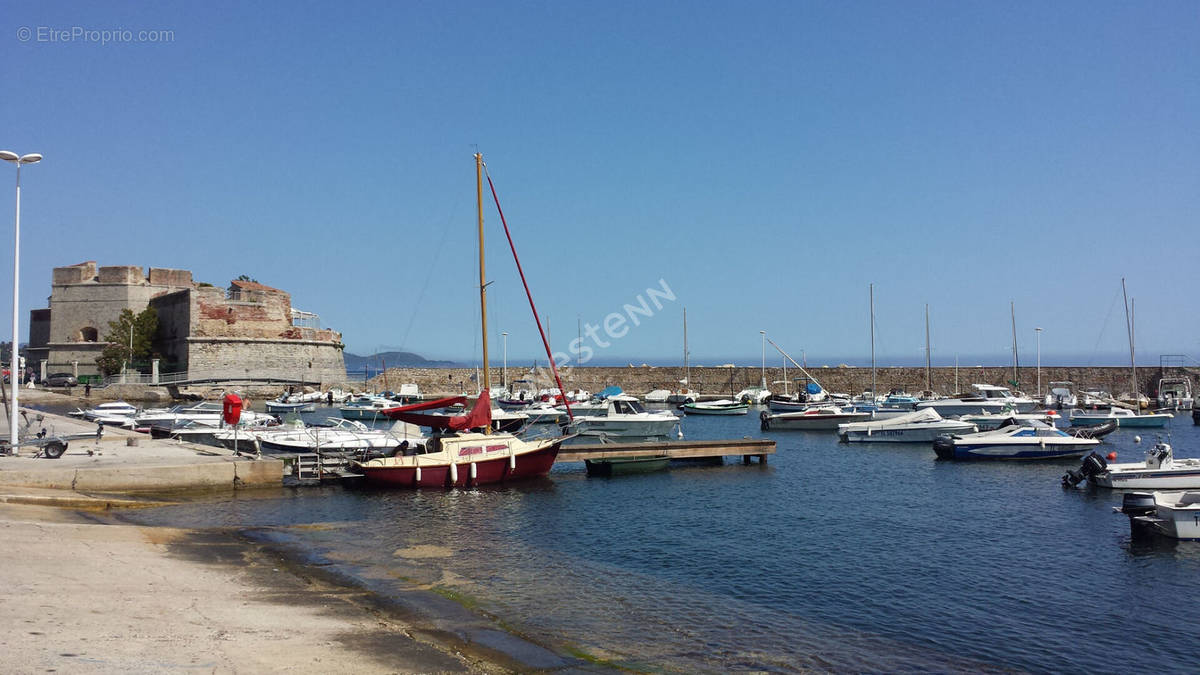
[764, 336, 826, 393]
[482, 161, 573, 420]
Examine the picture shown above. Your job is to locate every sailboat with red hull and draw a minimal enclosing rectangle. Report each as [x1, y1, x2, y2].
[356, 390, 564, 487]
[353, 153, 571, 488]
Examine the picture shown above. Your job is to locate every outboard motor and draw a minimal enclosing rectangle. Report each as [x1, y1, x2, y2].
[933, 434, 957, 460]
[1116, 492, 1160, 541]
[1062, 451, 1108, 488]
[759, 411, 771, 431]
[1145, 442, 1172, 469]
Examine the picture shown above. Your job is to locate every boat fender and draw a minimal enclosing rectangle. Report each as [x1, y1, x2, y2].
[449, 462, 458, 484]
[470, 462, 477, 481]
[509, 452, 517, 470]
[759, 411, 770, 431]
[415, 466, 421, 482]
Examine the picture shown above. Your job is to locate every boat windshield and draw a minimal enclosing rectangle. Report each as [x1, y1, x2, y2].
[612, 399, 646, 415]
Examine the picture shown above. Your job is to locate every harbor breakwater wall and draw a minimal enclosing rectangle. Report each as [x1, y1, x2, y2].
[370, 365, 1199, 399]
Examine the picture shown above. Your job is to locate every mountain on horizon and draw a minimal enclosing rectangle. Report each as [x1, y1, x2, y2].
[344, 351, 460, 370]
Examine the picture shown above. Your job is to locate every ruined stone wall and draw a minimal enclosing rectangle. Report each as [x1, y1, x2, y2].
[193, 286, 293, 339]
[367, 365, 1200, 399]
[187, 337, 346, 385]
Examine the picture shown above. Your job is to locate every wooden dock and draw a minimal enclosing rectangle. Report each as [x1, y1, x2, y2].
[558, 438, 774, 464]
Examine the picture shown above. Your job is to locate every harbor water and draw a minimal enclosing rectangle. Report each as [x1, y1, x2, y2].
[118, 405, 1200, 672]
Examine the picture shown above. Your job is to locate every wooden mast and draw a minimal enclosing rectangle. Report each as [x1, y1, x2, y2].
[869, 284, 876, 401]
[476, 153, 491, 403]
[1010, 301, 1019, 389]
[1123, 278, 1136, 400]
[925, 303, 931, 392]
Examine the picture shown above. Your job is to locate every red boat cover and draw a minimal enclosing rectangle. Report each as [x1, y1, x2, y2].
[380, 390, 492, 431]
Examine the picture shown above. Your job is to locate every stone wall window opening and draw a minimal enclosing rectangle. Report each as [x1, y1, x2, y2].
[79, 327, 99, 342]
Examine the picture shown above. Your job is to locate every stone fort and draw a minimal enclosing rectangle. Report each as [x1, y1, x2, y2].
[26, 261, 345, 384]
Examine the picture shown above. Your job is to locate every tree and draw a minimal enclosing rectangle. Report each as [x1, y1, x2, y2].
[95, 308, 158, 376]
[235, 274, 258, 282]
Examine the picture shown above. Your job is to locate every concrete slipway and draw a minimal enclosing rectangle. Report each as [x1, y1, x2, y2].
[0, 394, 283, 499]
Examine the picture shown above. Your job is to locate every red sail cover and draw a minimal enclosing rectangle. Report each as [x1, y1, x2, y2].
[380, 389, 492, 431]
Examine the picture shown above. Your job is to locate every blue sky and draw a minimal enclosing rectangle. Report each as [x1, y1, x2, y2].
[2, 1, 1197, 367]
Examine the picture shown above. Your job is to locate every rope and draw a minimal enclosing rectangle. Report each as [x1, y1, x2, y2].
[483, 165, 574, 421]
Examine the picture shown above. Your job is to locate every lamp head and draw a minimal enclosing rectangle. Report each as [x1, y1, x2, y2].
[0, 151, 42, 165]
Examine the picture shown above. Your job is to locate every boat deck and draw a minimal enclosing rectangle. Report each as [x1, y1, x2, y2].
[558, 438, 774, 464]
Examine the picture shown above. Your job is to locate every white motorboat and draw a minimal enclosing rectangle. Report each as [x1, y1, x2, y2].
[1078, 388, 1114, 408]
[838, 408, 977, 443]
[1063, 441, 1200, 490]
[666, 389, 700, 404]
[643, 389, 671, 403]
[566, 395, 680, 439]
[71, 401, 140, 426]
[1043, 382, 1078, 409]
[244, 418, 425, 454]
[1117, 491, 1200, 540]
[340, 395, 400, 420]
[265, 398, 316, 413]
[1157, 377, 1194, 411]
[760, 405, 872, 431]
[959, 409, 1061, 430]
[933, 420, 1099, 460]
[1069, 406, 1172, 428]
[735, 386, 771, 405]
[915, 384, 1036, 416]
[132, 401, 275, 429]
[682, 399, 749, 415]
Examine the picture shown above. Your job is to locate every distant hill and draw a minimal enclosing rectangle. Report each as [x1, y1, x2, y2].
[344, 351, 460, 370]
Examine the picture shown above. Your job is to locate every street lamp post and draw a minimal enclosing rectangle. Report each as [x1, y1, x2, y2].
[501, 332, 508, 392]
[759, 330, 766, 389]
[0, 150, 42, 448]
[1035, 327, 1043, 398]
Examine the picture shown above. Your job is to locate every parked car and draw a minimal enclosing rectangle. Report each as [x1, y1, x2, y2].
[44, 373, 78, 387]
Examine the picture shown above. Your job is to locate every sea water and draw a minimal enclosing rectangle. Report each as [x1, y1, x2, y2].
[119, 406, 1200, 672]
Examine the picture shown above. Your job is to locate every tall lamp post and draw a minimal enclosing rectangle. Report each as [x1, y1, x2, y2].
[1035, 327, 1043, 398]
[759, 330, 766, 389]
[500, 332, 508, 392]
[1, 150, 42, 447]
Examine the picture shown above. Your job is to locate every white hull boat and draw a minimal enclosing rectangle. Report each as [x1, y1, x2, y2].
[682, 399, 749, 415]
[760, 405, 872, 431]
[1069, 407, 1172, 428]
[133, 402, 275, 429]
[915, 384, 1036, 416]
[959, 409, 1061, 430]
[933, 420, 1098, 460]
[566, 395, 679, 439]
[1118, 491, 1200, 540]
[1064, 442, 1200, 490]
[735, 387, 771, 404]
[839, 408, 977, 443]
